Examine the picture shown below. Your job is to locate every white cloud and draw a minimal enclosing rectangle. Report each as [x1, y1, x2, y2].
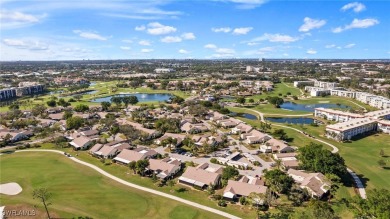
[332, 27, 344, 33]
[251, 33, 299, 43]
[0, 10, 46, 29]
[222, 0, 268, 9]
[299, 17, 326, 32]
[181, 32, 196, 40]
[138, 40, 151, 46]
[332, 18, 379, 33]
[216, 48, 235, 54]
[204, 44, 217, 49]
[73, 30, 108, 41]
[135, 25, 146, 31]
[2, 38, 49, 50]
[233, 27, 253, 35]
[178, 49, 189, 54]
[211, 27, 232, 33]
[146, 22, 176, 35]
[244, 47, 275, 55]
[141, 48, 153, 53]
[325, 44, 336, 48]
[283, 53, 289, 57]
[120, 46, 131, 50]
[247, 42, 259, 46]
[161, 36, 182, 43]
[341, 2, 366, 13]
[306, 49, 317, 54]
[344, 43, 356, 48]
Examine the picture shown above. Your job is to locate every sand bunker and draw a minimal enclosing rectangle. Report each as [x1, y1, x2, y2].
[0, 182, 22, 195]
[318, 101, 330, 103]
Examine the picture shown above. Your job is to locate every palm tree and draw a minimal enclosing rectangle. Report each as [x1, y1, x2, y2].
[274, 159, 282, 170]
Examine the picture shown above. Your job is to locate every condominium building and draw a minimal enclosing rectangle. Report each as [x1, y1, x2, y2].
[330, 90, 356, 99]
[293, 81, 314, 88]
[325, 118, 378, 141]
[364, 109, 390, 120]
[378, 120, 390, 134]
[304, 86, 330, 97]
[315, 108, 364, 122]
[314, 81, 339, 89]
[0, 88, 17, 101]
[355, 92, 377, 104]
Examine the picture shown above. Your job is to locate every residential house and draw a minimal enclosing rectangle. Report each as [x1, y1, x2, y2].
[69, 136, 93, 150]
[147, 157, 182, 179]
[241, 129, 271, 144]
[260, 138, 294, 153]
[178, 163, 222, 189]
[0, 131, 28, 142]
[223, 176, 267, 201]
[231, 123, 253, 134]
[273, 153, 299, 170]
[180, 121, 209, 134]
[113, 148, 158, 165]
[287, 169, 329, 198]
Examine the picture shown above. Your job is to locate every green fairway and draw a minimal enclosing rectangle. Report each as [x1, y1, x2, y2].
[0, 152, 219, 219]
[248, 83, 302, 101]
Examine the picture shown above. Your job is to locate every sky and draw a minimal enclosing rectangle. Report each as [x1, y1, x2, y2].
[0, 0, 389, 60]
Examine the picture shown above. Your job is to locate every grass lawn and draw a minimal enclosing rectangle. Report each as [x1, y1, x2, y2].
[0, 152, 221, 219]
[293, 96, 377, 111]
[7, 146, 257, 219]
[276, 123, 390, 190]
[248, 83, 301, 101]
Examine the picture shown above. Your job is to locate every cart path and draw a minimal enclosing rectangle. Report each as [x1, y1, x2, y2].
[14, 150, 241, 219]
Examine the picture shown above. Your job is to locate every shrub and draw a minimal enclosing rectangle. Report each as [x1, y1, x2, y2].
[210, 158, 218, 164]
[218, 200, 227, 207]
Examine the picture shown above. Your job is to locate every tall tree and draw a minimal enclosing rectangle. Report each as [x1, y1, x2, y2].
[33, 188, 52, 219]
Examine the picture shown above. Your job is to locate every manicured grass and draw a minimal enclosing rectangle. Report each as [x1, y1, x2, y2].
[248, 83, 301, 101]
[276, 123, 390, 190]
[293, 96, 377, 111]
[12, 145, 257, 219]
[0, 152, 220, 219]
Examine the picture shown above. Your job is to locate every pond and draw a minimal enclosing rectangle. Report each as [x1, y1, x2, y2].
[230, 112, 258, 120]
[66, 90, 98, 97]
[91, 93, 172, 103]
[280, 101, 350, 112]
[265, 117, 315, 124]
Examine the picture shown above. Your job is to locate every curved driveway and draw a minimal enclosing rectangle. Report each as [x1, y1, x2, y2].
[15, 150, 241, 219]
[234, 107, 367, 199]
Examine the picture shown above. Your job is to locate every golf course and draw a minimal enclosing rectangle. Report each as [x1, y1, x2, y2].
[0, 152, 219, 219]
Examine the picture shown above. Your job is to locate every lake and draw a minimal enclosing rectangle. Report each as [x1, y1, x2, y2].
[230, 112, 258, 120]
[91, 93, 172, 103]
[280, 101, 350, 112]
[265, 117, 315, 124]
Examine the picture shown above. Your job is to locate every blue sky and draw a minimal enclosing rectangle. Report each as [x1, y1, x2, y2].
[1, 0, 389, 60]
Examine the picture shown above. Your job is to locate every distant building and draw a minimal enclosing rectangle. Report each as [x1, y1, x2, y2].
[293, 81, 315, 88]
[154, 68, 175, 73]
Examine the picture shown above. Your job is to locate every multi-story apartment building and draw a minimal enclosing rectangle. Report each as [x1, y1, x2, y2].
[355, 92, 377, 104]
[326, 118, 378, 141]
[315, 108, 364, 122]
[0, 88, 17, 101]
[364, 109, 390, 120]
[304, 86, 331, 97]
[378, 120, 390, 134]
[314, 81, 339, 89]
[293, 81, 314, 88]
[330, 90, 356, 99]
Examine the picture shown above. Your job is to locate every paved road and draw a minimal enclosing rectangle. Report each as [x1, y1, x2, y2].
[233, 106, 367, 199]
[14, 149, 241, 219]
